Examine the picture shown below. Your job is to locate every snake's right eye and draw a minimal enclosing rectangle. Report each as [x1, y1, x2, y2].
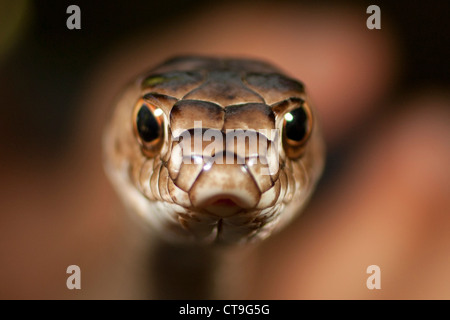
[282, 102, 313, 159]
[133, 99, 164, 156]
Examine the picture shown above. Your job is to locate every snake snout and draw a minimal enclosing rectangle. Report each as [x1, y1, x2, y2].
[188, 162, 261, 217]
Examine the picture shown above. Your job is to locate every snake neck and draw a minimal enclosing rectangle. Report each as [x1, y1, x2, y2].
[147, 238, 259, 299]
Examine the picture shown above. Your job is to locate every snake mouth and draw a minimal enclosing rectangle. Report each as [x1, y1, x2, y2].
[203, 196, 246, 217]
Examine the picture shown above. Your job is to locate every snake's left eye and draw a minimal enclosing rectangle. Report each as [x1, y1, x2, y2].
[133, 99, 164, 156]
[282, 103, 313, 159]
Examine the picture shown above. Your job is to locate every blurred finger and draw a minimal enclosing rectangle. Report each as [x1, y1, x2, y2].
[254, 91, 450, 299]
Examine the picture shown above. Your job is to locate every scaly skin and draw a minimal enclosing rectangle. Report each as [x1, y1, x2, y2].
[103, 56, 325, 245]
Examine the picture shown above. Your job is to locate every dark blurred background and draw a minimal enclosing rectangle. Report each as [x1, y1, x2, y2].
[0, 0, 449, 299]
[1, 0, 448, 158]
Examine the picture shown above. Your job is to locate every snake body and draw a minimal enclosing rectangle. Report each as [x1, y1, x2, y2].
[103, 56, 325, 245]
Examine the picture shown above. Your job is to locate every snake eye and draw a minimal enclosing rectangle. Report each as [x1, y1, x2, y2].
[133, 99, 164, 156]
[282, 103, 312, 158]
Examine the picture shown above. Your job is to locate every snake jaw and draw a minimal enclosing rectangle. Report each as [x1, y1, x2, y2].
[103, 56, 325, 244]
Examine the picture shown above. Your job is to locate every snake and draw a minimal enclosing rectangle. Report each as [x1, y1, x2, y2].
[103, 56, 325, 246]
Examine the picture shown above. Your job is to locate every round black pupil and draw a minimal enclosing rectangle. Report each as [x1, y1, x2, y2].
[285, 107, 308, 142]
[136, 104, 160, 142]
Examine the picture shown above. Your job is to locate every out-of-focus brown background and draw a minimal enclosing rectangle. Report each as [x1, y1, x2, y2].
[0, 0, 449, 299]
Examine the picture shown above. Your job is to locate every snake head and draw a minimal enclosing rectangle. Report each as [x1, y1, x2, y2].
[103, 56, 325, 244]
